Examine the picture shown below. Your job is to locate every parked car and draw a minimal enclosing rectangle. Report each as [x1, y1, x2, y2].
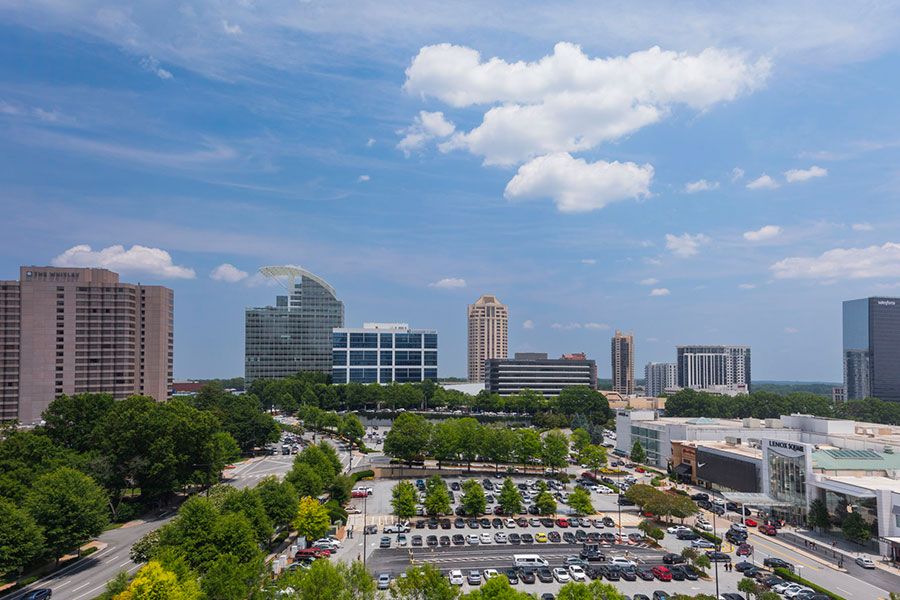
[377, 574, 391, 590]
[379, 536, 391, 548]
[536, 567, 553, 582]
[662, 553, 685, 565]
[691, 538, 715, 549]
[448, 570, 465, 586]
[651, 566, 673, 581]
[855, 556, 876, 569]
[763, 557, 793, 571]
[467, 570, 482, 585]
[552, 567, 571, 582]
[758, 523, 777, 536]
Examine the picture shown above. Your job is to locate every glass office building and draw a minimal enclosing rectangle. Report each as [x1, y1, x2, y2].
[245, 269, 344, 383]
[332, 323, 437, 384]
[843, 297, 900, 401]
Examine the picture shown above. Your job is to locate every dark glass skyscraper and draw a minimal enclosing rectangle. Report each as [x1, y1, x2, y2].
[842, 297, 900, 402]
[245, 269, 344, 384]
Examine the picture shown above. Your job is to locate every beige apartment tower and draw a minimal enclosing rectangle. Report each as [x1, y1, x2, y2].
[611, 330, 634, 395]
[0, 266, 173, 423]
[467, 294, 508, 383]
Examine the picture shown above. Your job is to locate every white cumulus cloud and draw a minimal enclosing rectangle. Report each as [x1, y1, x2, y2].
[743, 225, 782, 242]
[640, 278, 659, 285]
[684, 179, 719, 193]
[583, 322, 610, 330]
[771, 242, 900, 280]
[429, 277, 466, 289]
[738, 283, 757, 290]
[503, 152, 653, 213]
[665, 233, 710, 257]
[785, 165, 827, 183]
[731, 167, 745, 182]
[357, 174, 370, 182]
[210, 263, 248, 283]
[852, 222, 874, 231]
[397, 110, 455, 155]
[523, 319, 535, 330]
[222, 20, 242, 35]
[746, 174, 780, 190]
[52, 244, 195, 279]
[581, 258, 597, 265]
[406, 43, 769, 166]
[650, 288, 671, 296]
[366, 138, 376, 147]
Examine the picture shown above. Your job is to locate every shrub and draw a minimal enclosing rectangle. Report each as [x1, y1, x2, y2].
[695, 529, 722, 545]
[81, 546, 98, 557]
[351, 470, 374, 482]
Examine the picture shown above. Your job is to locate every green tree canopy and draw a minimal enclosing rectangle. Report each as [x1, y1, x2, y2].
[391, 481, 418, 520]
[294, 496, 331, 541]
[807, 498, 831, 531]
[114, 560, 202, 600]
[541, 430, 570, 470]
[630, 440, 646, 464]
[41, 393, 115, 452]
[498, 477, 523, 515]
[461, 479, 487, 516]
[424, 475, 452, 516]
[535, 488, 557, 515]
[568, 487, 595, 516]
[0, 498, 45, 577]
[256, 476, 299, 530]
[384, 412, 432, 465]
[391, 563, 459, 600]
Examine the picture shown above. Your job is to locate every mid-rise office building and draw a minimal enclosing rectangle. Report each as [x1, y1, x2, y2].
[467, 294, 508, 383]
[245, 267, 344, 384]
[676, 345, 750, 395]
[332, 323, 437, 384]
[0, 266, 173, 423]
[645, 362, 678, 397]
[485, 352, 596, 397]
[843, 297, 900, 401]
[611, 330, 634, 395]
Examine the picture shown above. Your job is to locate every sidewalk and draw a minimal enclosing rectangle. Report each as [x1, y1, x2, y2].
[788, 527, 900, 576]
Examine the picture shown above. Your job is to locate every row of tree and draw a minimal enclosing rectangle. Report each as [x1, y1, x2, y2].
[250, 373, 612, 426]
[624, 484, 699, 521]
[294, 405, 365, 446]
[664, 388, 900, 426]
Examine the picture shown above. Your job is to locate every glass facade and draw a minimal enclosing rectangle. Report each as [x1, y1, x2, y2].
[843, 297, 900, 401]
[630, 425, 662, 466]
[245, 273, 344, 384]
[768, 452, 806, 506]
[332, 325, 437, 384]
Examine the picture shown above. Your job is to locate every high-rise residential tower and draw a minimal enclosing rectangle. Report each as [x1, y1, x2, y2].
[843, 297, 900, 401]
[645, 362, 678, 397]
[467, 294, 508, 383]
[611, 330, 634, 394]
[245, 266, 344, 384]
[676, 345, 751, 395]
[0, 266, 173, 423]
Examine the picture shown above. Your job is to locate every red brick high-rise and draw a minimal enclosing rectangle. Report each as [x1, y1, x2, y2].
[0, 266, 173, 423]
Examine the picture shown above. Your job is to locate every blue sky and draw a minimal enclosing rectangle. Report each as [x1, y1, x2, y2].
[3, 1, 900, 381]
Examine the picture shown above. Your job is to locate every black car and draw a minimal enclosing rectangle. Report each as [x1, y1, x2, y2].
[454, 518, 465, 528]
[426, 535, 438, 546]
[669, 565, 686, 581]
[505, 568, 519, 584]
[451, 481, 461, 490]
[705, 551, 731, 562]
[676, 530, 699, 540]
[633, 596, 650, 600]
[662, 553, 685, 565]
[548, 531, 561, 542]
[721, 595, 744, 600]
[509, 533, 521, 544]
[451, 534, 464, 545]
[439, 535, 450, 546]
[412, 535, 423, 546]
[541, 595, 555, 600]
[636, 566, 655, 581]
[691, 492, 709, 501]
[521, 533, 534, 544]
[602, 516, 616, 527]
[468, 519, 480, 528]
[586, 532, 600, 543]
[760, 575, 785, 588]
[599, 532, 616, 544]
[415, 520, 427, 529]
[480, 518, 491, 528]
[734, 561, 755, 572]
[575, 529, 587, 542]
[711, 505, 726, 515]
[726, 531, 747, 544]
[620, 566, 637, 581]
[428, 519, 439, 529]
[540, 517, 555, 527]
[763, 557, 794, 572]
[697, 499, 712, 510]
[23, 591, 52, 600]
[528, 505, 540, 515]
[677, 565, 699, 581]
[519, 569, 536, 584]
[652, 591, 670, 600]
[455, 505, 467, 516]
[580, 547, 605, 562]
[536, 567, 554, 582]
[563, 532, 576, 543]
[605, 566, 621, 581]
[492, 518, 503, 529]
[617, 496, 635, 506]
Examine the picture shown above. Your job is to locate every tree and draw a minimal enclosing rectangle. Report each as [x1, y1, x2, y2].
[541, 430, 569, 471]
[26, 467, 108, 560]
[534, 489, 557, 515]
[391, 563, 460, 600]
[694, 553, 711, 573]
[384, 412, 432, 465]
[516, 429, 542, 472]
[339, 414, 365, 445]
[571, 428, 591, 454]
[568, 487, 595, 516]
[217, 487, 273, 545]
[807, 498, 830, 531]
[429, 420, 460, 468]
[286, 462, 324, 498]
[41, 393, 115, 452]
[294, 496, 332, 542]
[0, 498, 45, 578]
[630, 440, 646, 464]
[680, 547, 698, 563]
[391, 481, 418, 520]
[256, 476, 299, 530]
[498, 478, 523, 515]
[556, 387, 611, 424]
[580, 444, 607, 474]
[460, 574, 534, 599]
[424, 476, 452, 516]
[329, 474, 354, 505]
[114, 561, 202, 600]
[461, 479, 487, 516]
[283, 558, 375, 600]
[841, 510, 871, 545]
[201, 553, 263, 600]
[738, 577, 759, 600]
[558, 581, 625, 599]
[454, 418, 483, 470]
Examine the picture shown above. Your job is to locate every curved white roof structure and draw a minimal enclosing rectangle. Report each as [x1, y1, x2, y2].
[258, 265, 337, 299]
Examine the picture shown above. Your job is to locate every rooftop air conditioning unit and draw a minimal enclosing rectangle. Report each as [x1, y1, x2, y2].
[764, 419, 784, 429]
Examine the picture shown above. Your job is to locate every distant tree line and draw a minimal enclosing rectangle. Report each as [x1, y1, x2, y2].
[664, 388, 900, 426]
[250, 373, 612, 427]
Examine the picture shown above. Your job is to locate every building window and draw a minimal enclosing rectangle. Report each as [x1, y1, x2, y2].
[349, 333, 377, 348]
[424, 351, 438, 366]
[349, 351, 378, 366]
[349, 368, 378, 383]
[395, 333, 422, 349]
[333, 350, 347, 366]
[379, 333, 393, 348]
[380, 368, 393, 383]
[380, 351, 393, 366]
[424, 368, 438, 380]
[424, 334, 438, 349]
[333, 332, 347, 348]
[332, 368, 347, 384]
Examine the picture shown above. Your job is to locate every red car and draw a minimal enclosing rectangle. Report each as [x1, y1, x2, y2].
[744, 518, 758, 527]
[556, 517, 570, 528]
[736, 543, 753, 556]
[351, 490, 367, 498]
[635, 467, 646, 473]
[651, 566, 673, 581]
[758, 524, 777, 536]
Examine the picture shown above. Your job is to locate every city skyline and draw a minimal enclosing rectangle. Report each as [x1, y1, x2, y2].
[5, 3, 900, 381]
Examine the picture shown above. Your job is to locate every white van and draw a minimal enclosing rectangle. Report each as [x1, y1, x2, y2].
[513, 554, 549, 568]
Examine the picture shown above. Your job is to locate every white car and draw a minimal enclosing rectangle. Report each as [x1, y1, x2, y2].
[730, 523, 747, 533]
[784, 586, 814, 599]
[855, 556, 876, 569]
[313, 537, 341, 548]
[377, 574, 391, 590]
[608, 557, 636, 568]
[667, 525, 690, 534]
[466, 534, 480, 545]
[505, 519, 517, 528]
[773, 583, 803, 595]
[495, 532, 508, 543]
[568, 565, 587, 581]
[480, 533, 492, 544]
[691, 538, 715, 549]
[696, 521, 714, 532]
[448, 570, 464, 586]
[483, 568, 500, 580]
[552, 567, 571, 583]
[397, 534, 408, 546]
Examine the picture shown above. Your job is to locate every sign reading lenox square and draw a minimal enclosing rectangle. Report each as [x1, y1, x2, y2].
[767, 440, 805, 457]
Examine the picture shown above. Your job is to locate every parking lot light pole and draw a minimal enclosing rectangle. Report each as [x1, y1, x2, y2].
[362, 493, 368, 570]
[712, 508, 719, 599]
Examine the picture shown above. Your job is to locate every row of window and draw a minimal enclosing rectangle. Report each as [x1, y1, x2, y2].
[332, 332, 438, 349]
[331, 367, 438, 384]
[332, 350, 438, 367]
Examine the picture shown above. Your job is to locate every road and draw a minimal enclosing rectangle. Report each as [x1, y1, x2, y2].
[4, 452, 296, 600]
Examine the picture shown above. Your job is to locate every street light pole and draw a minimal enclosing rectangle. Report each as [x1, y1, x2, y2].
[617, 470, 623, 541]
[363, 493, 368, 570]
[713, 508, 720, 599]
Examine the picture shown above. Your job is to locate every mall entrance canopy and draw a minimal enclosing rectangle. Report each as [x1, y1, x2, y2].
[719, 492, 794, 508]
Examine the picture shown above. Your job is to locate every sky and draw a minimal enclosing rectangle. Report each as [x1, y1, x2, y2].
[2, 1, 900, 381]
